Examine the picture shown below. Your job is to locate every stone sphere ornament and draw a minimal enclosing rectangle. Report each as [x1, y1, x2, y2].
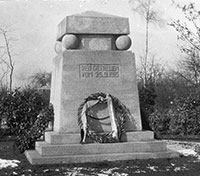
[115, 35, 132, 50]
[54, 41, 63, 54]
[62, 34, 79, 49]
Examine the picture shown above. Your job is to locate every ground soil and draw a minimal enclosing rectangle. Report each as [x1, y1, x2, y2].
[1, 137, 200, 175]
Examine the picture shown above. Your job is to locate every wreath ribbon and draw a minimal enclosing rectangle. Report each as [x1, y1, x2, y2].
[106, 94, 118, 140]
[78, 92, 129, 144]
[80, 93, 118, 143]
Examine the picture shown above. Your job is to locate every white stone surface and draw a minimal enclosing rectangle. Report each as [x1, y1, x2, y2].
[51, 50, 141, 133]
[115, 35, 132, 50]
[62, 34, 78, 49]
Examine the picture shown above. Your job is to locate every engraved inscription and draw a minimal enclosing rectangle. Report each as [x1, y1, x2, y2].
[79, 64, 119, 78]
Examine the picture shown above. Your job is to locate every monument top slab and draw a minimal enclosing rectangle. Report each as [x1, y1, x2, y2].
[57, 11, 130, 41]
[72, 11, 123, 18]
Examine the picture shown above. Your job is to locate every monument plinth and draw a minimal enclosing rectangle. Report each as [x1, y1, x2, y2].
[25, 11, 179, 165]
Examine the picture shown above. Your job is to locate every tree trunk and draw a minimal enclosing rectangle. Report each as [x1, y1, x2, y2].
[144, 19, 149, 87]
[3, 31, 14, 92]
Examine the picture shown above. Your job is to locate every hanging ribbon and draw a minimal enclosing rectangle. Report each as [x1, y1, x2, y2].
[80, 94, 118, 143]
[106, 93, 118, 140]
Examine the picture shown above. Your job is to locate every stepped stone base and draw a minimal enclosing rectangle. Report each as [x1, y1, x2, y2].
[25, 149, 178, 165]
[25, 131, 179, 165]
[44, 130, 154, 144]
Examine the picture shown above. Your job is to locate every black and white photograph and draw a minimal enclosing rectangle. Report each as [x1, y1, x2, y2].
[0, 0, 200, 175]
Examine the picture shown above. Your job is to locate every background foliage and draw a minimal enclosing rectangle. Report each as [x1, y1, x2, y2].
[15, 104, 54, 153]
[138, 2, 200, 139]
[0, 87, 49, 135]
[0, 86, 52, 152]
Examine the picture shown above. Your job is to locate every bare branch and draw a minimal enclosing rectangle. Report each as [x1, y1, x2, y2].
[170, 2, 200, 56]
[129, 0, 165, 86]
[0, 26, 16, 91]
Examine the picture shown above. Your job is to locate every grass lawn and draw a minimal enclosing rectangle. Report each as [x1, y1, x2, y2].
[1, 138, 200, 176]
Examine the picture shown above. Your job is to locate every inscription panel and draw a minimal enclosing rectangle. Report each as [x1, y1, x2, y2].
[79, 64, 119, 78]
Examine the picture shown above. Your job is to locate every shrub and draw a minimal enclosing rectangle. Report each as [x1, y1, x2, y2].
[0, 86, 54, 152]
[0, 86, 10, 137]
[149, 89, 200, 137]
[0, 87, 49, 135]
[14, 104, 54, 153]
[149, 109, 171, 136]
[169, 92, 200, 136]
[139, 84, 156, 130]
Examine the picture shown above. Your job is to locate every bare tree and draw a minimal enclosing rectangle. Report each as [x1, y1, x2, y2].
[129, 0, 165, 86]
[137, 55, 166, 86]
[176, 49, 200, 87]
[0, 47, 9, 86]
[170, 2, 200, 87]
[29, 71, 51, 89]
[170, 2, 200, 55]
[0, 27, 15, 91]
[0, 62, 9, 86]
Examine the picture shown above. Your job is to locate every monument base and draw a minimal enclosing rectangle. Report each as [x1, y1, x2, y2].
[25, 131, 179, 165]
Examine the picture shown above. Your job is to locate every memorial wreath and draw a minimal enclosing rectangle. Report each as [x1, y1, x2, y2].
[78, 92, 131, 143]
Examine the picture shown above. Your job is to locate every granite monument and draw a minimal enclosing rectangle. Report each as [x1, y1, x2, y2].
[25, 11, 179, 165]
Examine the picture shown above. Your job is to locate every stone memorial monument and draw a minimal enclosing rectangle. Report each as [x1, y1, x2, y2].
[25, 11, 179, 165]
